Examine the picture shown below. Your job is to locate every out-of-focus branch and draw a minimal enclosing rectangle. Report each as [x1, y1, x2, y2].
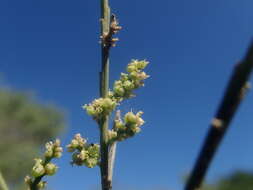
[0, 171, 9, 190]
[185, 41, 253, 190]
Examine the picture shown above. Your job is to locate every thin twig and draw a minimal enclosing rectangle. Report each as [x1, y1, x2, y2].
[184, 41, 253, 190]
[0, 171, 9, 190]
[108, 142, 117, 183]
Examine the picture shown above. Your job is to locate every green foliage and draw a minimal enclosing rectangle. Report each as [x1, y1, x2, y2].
[201, 170, 253, 190]
[0, 89, 65, 188]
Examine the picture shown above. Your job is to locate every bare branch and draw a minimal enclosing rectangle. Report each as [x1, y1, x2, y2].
[185, 41, 253, 190]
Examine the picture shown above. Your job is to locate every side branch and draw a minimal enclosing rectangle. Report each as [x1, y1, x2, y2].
[185, 41, 253, 190]
[108, 110, 120, 182]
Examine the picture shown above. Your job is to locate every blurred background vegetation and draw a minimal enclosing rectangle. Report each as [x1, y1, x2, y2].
[201, 170, 253, 190]
[0, 88, 66, 190]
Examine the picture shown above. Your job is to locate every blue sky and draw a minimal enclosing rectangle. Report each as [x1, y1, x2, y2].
[1, 0, 253, 189]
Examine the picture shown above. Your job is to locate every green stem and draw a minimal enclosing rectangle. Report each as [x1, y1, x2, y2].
[99, 0, 111, 190]
[0, 171, 9, 190]
[108, 110, 120, 183]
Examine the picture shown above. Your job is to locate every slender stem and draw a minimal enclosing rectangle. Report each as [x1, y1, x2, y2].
[185, 41, 253, 190]
[99, 0, 111, 190]
[0, 171, 9, 190]
[108, 143, 117, 183]
[108, 110, 120, 182]
[30, 175, 44, 190]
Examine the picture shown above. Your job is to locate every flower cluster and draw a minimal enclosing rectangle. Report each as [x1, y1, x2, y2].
[112, 60, 149, 101]
[44, 139, 63, 158]
[83, 98, 117, 120]
[101, 14, 122, 48]
[83, 60, 149, 122]
[108, 111, 145, 143]
[24, 139, 63, 190]
[67, 134, 100, 168]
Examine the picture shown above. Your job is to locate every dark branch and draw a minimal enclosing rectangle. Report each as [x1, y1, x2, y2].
[185, 41, 253, 190]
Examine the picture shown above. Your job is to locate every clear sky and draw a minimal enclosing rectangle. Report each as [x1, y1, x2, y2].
[1, 0, 253, 189]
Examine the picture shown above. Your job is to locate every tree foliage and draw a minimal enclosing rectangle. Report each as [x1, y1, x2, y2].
[0, 89, 65, 188]
[202, 170, 253, 190]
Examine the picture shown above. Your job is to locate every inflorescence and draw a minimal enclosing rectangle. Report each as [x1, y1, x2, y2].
[83, 59, 149, 120]
[108, 111, 145, 143]
[112, 59, 149, 101]
[24, 139, 63, 190]
[100, 14, 122, 48]
[67, 134, 100, 168]
[69, 59, 149, 169]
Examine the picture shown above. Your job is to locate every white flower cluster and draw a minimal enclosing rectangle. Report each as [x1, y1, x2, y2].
[67, 134, 100, 168]
[24, 139, 63, 189]
[113, 60, 149, 101]
[108, 111, 145, 143]
[83, 98, 117, 120]
[83, 60, 149, 122]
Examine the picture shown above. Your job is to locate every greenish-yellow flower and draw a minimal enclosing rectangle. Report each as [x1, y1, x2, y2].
[45, 163, 58, 176]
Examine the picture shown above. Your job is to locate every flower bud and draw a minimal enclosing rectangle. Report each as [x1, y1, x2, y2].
[75, 133, 86, 146]
[53, 151, 62, 158]
[120, 73, 129, 81]
[45, 163, 58, 176]
[137, 72, 149, 80]
[123, 80, 134, 90]
[114, 85, 125, 96]
[44, 150, 53, 158]
[114, 120, 125, 130]
[37, 181, 47, 189]
[127, 65, 136, 73]
[55, 147, 63, 153]
[129, 71, 138, 80]
[136, 60, 149, 70]
[108, 130, 117, 141]
[125, 112, 137, 124]
[79, 150, 88, 160]
[71, 139, 79, 148]
[130, 126, 141, 134]
[54, 139, 61, 147]
[87, 144, 100, 158]
[31, 162, 45, 177]
[84, 105, 96, 116]
[72, 152, 83, 166]
[85, 158, 98, 168]
[24, 175, 32, 186]
[137, 117, 145, 126]
[101, 98, 116, 110]
[45, 142, 53, 151]
[136, 111, 145, 126]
